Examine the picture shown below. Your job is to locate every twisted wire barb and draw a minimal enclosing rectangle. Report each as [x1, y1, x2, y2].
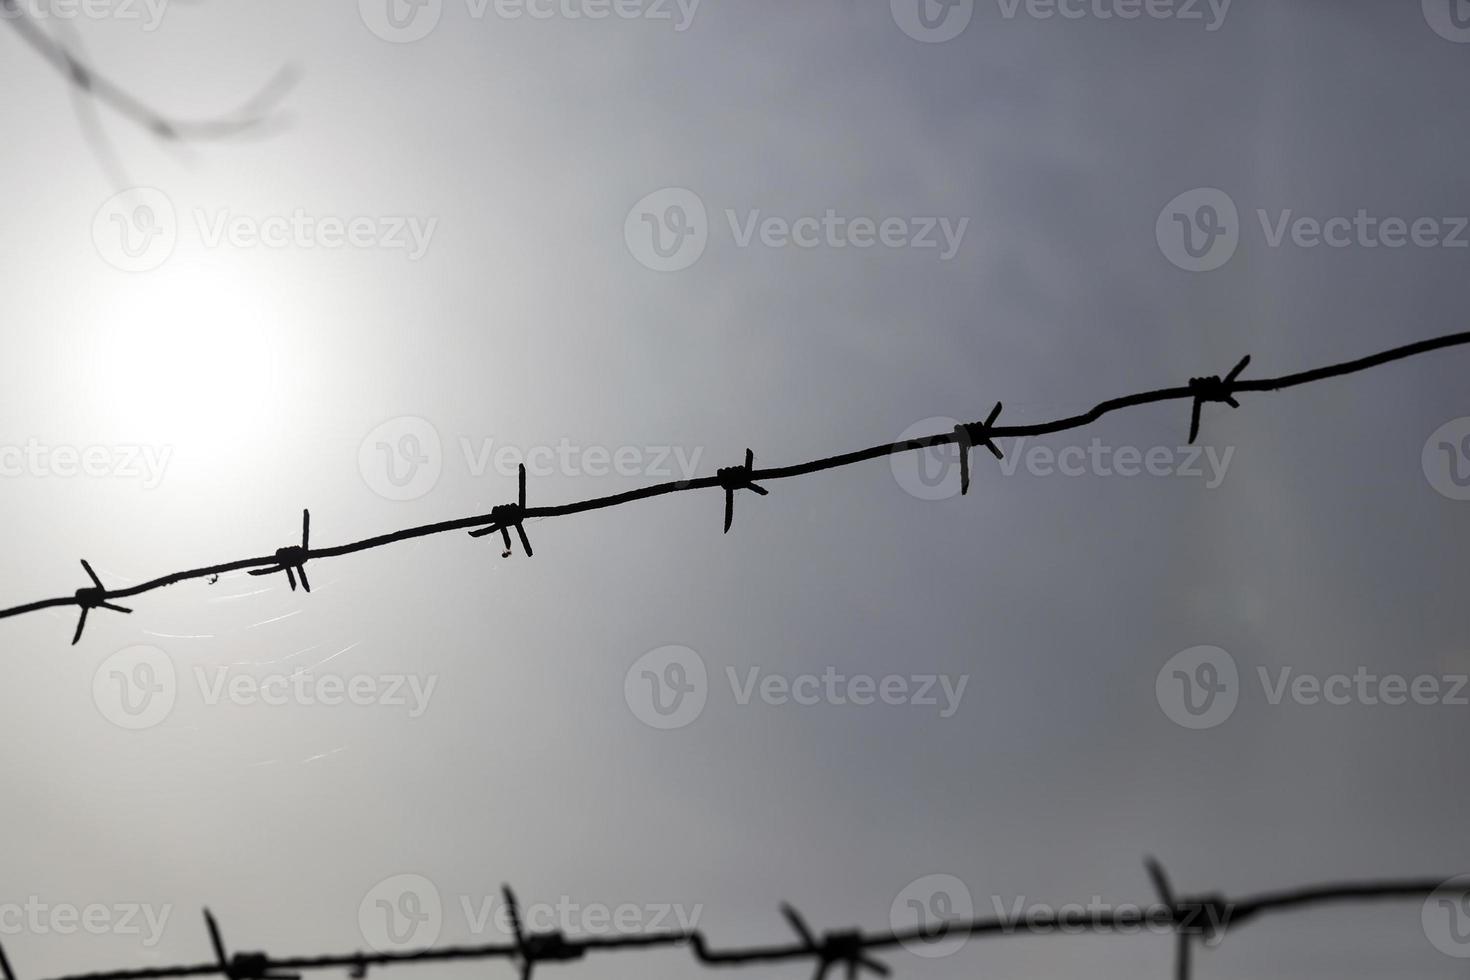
[0, 864, 1463, 980]
[469, 465, 533, 557]
[4, 331, 1469, 645]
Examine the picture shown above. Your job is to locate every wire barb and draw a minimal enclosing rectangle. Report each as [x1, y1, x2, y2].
[780, 905, 890, 980]
[1144, 858, 1234, 980]
[953, 402, 1005, 496]
[1187, 355, 1251, 444]
[470, 465, 533, 558]
[717, 448, 770, 534]
[205, 911, 299, 980]
[72, 559, 132, 646]
[503, 886, 584, 980]
[249, 510, 312, 593]
[0, 938, 18, 980]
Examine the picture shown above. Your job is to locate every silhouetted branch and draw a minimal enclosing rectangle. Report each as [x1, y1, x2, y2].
[2, 0, 295, 143]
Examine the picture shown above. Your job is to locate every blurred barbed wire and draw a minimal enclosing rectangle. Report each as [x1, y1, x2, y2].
[1, 864, 1466, 980]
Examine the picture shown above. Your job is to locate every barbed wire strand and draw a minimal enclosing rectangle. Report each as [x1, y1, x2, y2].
[4, 330, 1469, 645]
[0, 863, 1464, 980]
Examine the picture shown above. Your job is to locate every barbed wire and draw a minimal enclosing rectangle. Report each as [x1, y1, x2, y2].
[0, 863, 1464, 980]
[3, 330, 1469, 646]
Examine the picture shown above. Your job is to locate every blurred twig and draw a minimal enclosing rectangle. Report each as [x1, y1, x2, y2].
[2, 0, 295, 172]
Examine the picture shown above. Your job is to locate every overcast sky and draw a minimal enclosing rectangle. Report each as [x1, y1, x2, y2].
[2, 2, 1470, 978]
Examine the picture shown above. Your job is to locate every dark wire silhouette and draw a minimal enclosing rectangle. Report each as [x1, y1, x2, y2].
[2, 0, 295, 157]
[3, 330, 1469, 645]
[0, 863, 1464, 980]
[469, 465, 533, 557]
[70, 558, 132, 645]
[249, 510, 313, 593]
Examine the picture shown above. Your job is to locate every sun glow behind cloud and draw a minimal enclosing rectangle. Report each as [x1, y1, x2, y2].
[86, 259, 295, 467]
